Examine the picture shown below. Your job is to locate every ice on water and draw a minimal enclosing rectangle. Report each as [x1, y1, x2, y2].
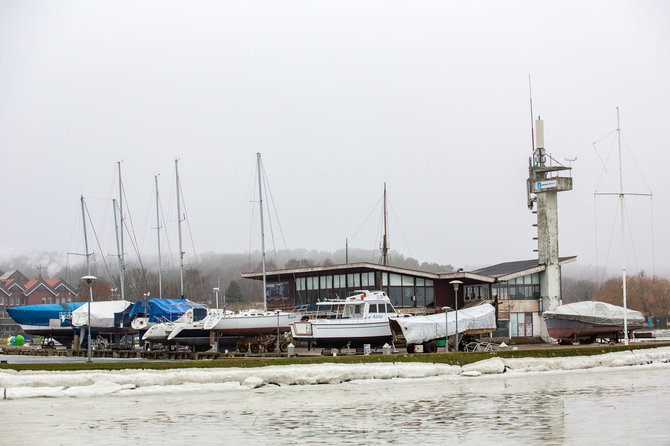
[2, 346, 670, 400]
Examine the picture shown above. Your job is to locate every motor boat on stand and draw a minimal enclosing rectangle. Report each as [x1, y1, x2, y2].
[290, 290, 401, 350]
[543, 300, 645, 344]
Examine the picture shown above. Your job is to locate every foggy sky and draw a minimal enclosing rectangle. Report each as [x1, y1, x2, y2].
[1, 1, 669, 278]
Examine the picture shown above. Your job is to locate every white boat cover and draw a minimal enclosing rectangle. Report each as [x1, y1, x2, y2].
[72, 300, 133, 328]
[542, 301, 645, 326]
[394, 304, 496, 345]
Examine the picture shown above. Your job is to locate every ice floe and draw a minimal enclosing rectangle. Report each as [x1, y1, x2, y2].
[1, 346, 669, 400]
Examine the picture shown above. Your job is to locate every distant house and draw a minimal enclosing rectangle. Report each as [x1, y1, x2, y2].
[0, 270, 78, 338]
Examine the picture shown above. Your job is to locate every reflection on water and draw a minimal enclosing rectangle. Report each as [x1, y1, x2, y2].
[3, 364, 670, 445]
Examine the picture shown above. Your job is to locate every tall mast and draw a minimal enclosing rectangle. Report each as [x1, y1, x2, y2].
[617, 107, 629, 345]
[117, 162, 125, 300]
[175, 158, 184, 298]
[257, 153, 267, 311]
[155, 174, 163, 299]
[112, 198, 123, 300]
[80, 195, 93, 359]
[382, 182, 389, 266]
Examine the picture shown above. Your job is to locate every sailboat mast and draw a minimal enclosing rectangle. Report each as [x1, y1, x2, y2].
[257, 153, 267, 311]
[155, 174, 163, 299]
[117, 162, 125, 300]
[382, 182, 389, 266]
[175, 158, 184, 298]
[80, 195, 93, 359]
[112, 199, 123, 300]
[617, 107, 629, 345]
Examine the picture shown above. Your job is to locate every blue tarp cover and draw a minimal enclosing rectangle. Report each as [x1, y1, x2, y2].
[7, 302, 85, 327]
[127, 298, 205, 323]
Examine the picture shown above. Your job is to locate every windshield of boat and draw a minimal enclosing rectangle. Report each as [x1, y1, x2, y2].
[315, 302, 344, 319]
[342, 303, 364, 319]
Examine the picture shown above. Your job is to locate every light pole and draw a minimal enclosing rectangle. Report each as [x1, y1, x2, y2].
[442, 306, 451, 352]
[276, 309, 280, 352]
[81, 275, 97, 363]
[449, 280, 463, 352]
[213, 287, 220, 309]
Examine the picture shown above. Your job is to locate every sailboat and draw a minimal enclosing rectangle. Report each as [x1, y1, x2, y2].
[129, 159, 205, 337]
[202, 153, 301, 352]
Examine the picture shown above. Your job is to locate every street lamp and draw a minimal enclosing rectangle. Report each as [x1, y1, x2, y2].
[449, 280, 463, 352]
[213, 287, 220, 309]
[81, 275, 97, 363]
[442, 306, 451, 353]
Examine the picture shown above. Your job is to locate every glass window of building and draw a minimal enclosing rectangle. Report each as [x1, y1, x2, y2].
[425, 287, 434, 306]
[416, 287, 426, 307]
[389, 288, 402, 307]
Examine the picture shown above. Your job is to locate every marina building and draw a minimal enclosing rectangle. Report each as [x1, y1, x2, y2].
[242, 255, 576, 339]
[243, 116, 574, 341]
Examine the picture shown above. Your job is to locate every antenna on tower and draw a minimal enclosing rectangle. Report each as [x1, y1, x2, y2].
[529, 75, 535, 154]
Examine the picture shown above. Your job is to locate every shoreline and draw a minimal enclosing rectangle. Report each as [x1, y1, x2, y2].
[2, 341, 669, 372]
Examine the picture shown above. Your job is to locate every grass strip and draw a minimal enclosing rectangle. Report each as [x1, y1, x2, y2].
[1, 343, 667, 372]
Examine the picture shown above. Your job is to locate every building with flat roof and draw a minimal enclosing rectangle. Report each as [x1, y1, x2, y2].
[242, 255, 576, 339]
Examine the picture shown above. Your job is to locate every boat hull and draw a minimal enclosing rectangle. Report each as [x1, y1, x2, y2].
[545, 317, 643, 340]
[205, 312, 301, 336]
[167, 327, 211, 347]
[292, 320, 393, 348]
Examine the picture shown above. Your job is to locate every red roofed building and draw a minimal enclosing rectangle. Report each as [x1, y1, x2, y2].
[0, 270, 78, 338]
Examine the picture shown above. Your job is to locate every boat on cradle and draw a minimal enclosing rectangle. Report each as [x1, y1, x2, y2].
[142, 307, 212, 347]
[202, 309, 301, 337]
[389, 303, 497, 353]
[543, 301, 645, 344]
[71, 300, 133, 334]
[126, 298, 206, 335]
[165, 308, 230, 349]
[290, 290, 401, 349]
[6, 302, 84, 346]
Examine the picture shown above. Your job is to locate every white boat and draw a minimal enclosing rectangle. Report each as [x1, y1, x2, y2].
[142, 307, 210, 343]
[205, 153, 302, 349]
[202, 309, 301, 336]
[290, 290, 399, 349]
[166, 309, 230, 345]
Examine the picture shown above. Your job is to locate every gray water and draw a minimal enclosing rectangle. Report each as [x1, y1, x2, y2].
[3, 364, 669, 445]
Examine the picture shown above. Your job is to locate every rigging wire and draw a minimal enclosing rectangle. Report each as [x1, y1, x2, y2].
[592, 133, 618, 193]
[387, 195, 413, 260]
[120, 181, 149, 293]
[593, 126, 655, 283]
[621, 133, 653, 193]
[261, 160, 291, 264]
[231, 159, 258, 254]
[348, 196, 383, 244]
[375, 203, 384, 264]
[84, 201, 113, 285]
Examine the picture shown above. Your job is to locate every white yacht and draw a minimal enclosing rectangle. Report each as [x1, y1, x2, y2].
[290, 290, 399, 348]
[202, 309, 301, 336]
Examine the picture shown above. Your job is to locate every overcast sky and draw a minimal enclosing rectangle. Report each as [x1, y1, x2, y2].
[1, 1, 668, 278]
